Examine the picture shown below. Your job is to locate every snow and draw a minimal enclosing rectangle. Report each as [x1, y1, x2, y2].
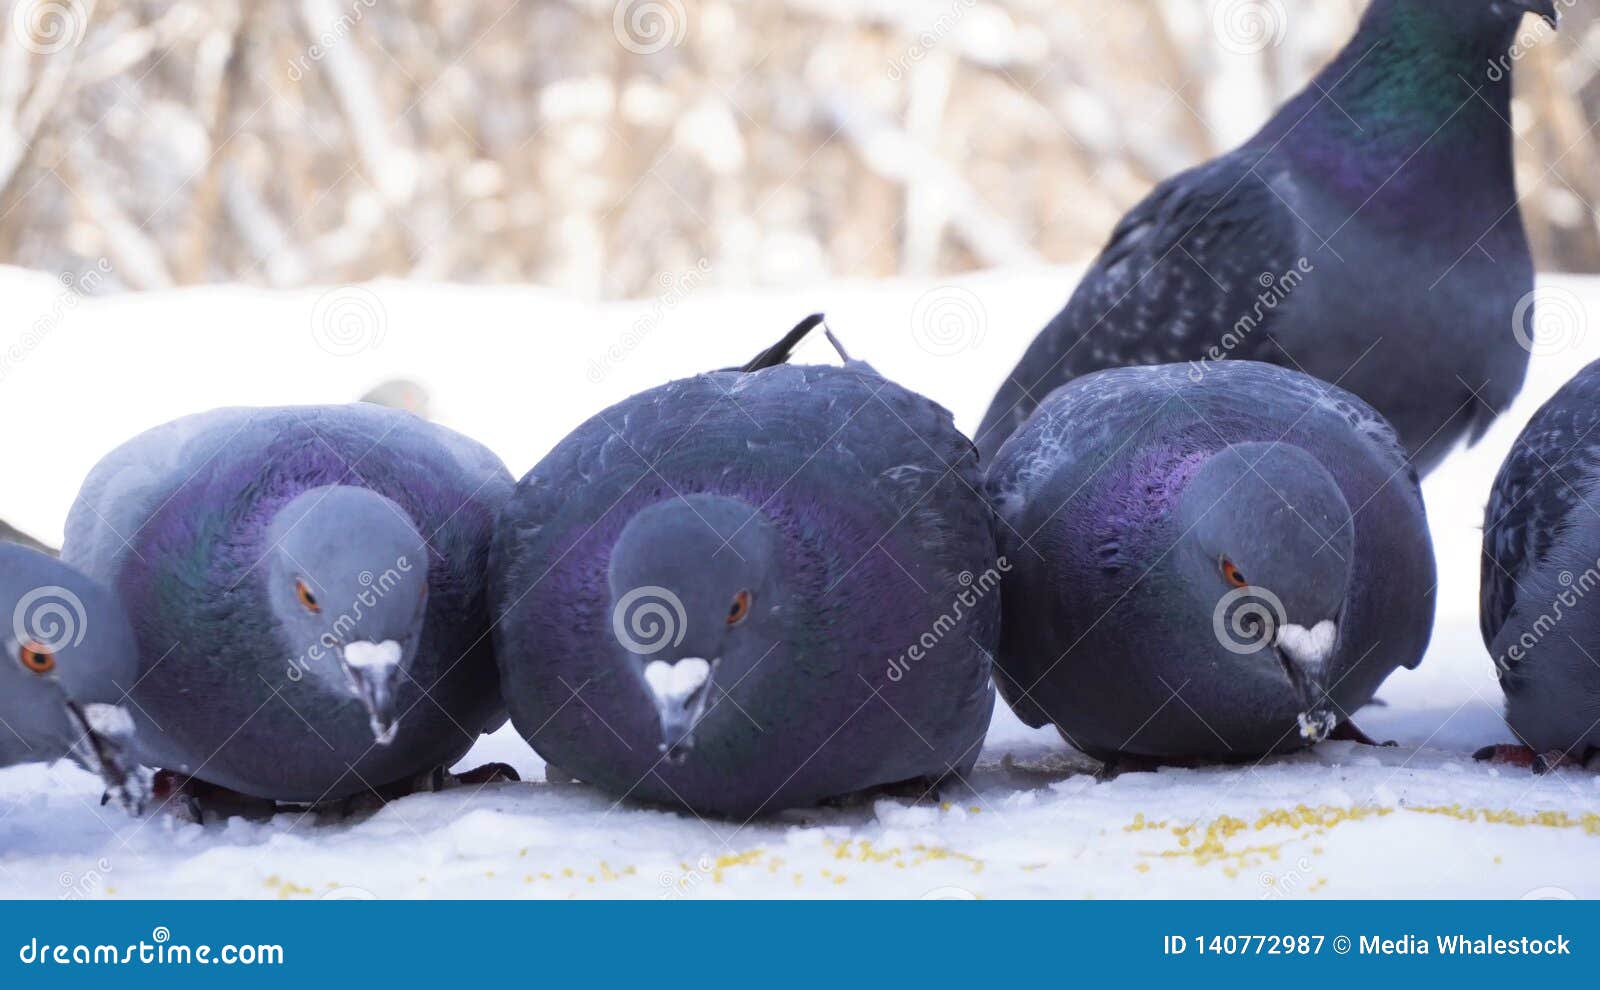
[2, 265, 1600, 899]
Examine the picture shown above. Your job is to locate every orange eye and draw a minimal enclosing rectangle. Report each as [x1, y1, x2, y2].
[295, 579, 322, 614]
[19, 642, 55, 674]
[1221, 557, 1248, 589]
[727, 590, 753, 626]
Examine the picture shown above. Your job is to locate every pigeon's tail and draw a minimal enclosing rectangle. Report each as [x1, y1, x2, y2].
[741, 314, 827, 373]
[823, 328, 852, 363]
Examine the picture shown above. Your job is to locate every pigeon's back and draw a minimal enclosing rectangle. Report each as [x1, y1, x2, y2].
[65, 404, 511, 584]
[64, 408, 263, 583]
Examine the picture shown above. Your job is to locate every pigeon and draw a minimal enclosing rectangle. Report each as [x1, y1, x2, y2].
[977, 0, 1557, 475]
[1478, 359, 1600, 772]
[985, 361, 1435, 766]
[490, 316, 999, 818]
[360, 378, 432, 420]
[0, 543, 146, 812]
[61, 404, 514, 811]
[0, 519, 57, 556]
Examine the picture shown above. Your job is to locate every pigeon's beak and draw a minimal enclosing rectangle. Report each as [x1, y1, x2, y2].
[1274, 619, 1339, 743]
[339, 640, 404, 745]
[643, 657, 717, 764]
[63, 700, 147, 815]
[1519, 0, 1560, 28]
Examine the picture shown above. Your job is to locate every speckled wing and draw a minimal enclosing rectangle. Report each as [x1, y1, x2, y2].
[1481, 363, 1600, 651]
[978, 150, 1301, 459]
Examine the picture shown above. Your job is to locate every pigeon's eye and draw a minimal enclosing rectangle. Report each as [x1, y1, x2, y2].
[19, 642, 55, 674]
[295, 579, 322, 614]
[1220, 557, 1248, 589]
[727, 590, 753, 626]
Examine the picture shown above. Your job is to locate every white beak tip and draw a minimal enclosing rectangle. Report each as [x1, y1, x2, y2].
[1276, 620, 1339, 668]
[344, 640, 403, 669]
[643, 658, 712, 707]
[82, 703, 134, 738]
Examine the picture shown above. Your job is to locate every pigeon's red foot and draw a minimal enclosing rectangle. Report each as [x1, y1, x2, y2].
[1473, 744, 1581, 774]
[151, 770, 278, 823]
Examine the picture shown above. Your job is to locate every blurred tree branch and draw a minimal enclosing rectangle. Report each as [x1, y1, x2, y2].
[0, 0, 1591, 298]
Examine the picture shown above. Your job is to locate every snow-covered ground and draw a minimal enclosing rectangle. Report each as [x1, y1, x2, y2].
[2, 265, 1598, 899]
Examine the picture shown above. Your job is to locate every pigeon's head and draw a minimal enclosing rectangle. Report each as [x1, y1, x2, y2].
[606, 494, 786, 764]
[0, 543, 146, 812]
[266, 486, 431, 745]
[1177, 442, 1355, 743]
[1374, 0, 1557, 47]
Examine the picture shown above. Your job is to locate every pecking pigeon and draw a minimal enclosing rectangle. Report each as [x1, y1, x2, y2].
[986, 361, 1435, 766]
[978, 0, 1557, 475]
[0, 543, 145, 812]
[1478, 358, 1600, 772]
[490, 316, 999, 818]
[61, 404, 514, 812]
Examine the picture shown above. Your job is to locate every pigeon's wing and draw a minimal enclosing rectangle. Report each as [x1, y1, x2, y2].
[1481, 366, 1600, 650]
[978, 150, 1301, 459]
[745, 365, 1000, 738]
[62, 408, 266, 582]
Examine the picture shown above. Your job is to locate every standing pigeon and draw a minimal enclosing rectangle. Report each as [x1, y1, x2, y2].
[491, 316, 999, 818]
[0, 543, 145, 812]
[61, 405, 513, 813]
[986, 362, 1435, 765]
[978, 0, 1557, 474]
[1478, 359, 1600, 772]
